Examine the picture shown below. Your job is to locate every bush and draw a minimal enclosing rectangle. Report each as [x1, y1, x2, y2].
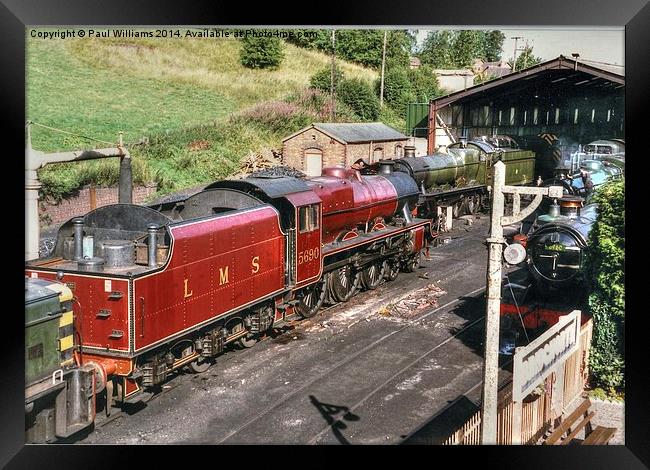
[239, 33, 284, 70]
[310, 66, 344, 93]
[337, 78, 380, 121]
[408, 65, 442, 102]
[375, 67, 414, 114]
[585, 180, 625, 392]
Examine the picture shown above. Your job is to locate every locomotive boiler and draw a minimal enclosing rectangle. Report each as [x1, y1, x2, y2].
[25, 166, 430, 431]
[381, 137, 536, 221]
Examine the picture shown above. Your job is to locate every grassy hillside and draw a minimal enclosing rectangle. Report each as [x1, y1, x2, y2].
[27, 32, 382, 200]
[28, 33, 377, 152]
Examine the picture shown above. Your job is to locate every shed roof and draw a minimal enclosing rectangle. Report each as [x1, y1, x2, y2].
[430, 55, 624, 109]
[283, 122, 407, 144]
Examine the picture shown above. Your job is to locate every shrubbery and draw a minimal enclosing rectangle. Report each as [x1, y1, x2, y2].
[584, 180, 625, 392]
[375, 67, 414, 113]
[309, 66, 344, 93]
[372, 65, 441, 119]
[239, 33, 284, 69]
[336, 78, 380, 121]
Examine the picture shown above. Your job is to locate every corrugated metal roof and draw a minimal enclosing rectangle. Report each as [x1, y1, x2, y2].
[312, 122, 407, 143]
[430, 55, 625, 109]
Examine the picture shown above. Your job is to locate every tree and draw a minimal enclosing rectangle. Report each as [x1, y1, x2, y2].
[310, 66, 344, 93]
[337, 78, 380, 120]
[239, 33, 284, 69]
[283, 29, 332, 50]
[585, 180, 625, 392]
[374, 67, 414, 114]
[509, 45, 543, 71]
[407, 65, 442, 102]
[481, 30, 505, 62]
[418, 31, 455, 68]
[452, 30, 483, 68]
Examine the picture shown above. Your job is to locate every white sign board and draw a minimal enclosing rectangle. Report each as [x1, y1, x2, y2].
[512, 310, 581, 402]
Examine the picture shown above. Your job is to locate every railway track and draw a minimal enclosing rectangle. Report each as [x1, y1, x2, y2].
[216, 285, 486, 444]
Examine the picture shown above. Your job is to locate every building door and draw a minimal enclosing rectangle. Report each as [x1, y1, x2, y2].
[304, 149, 323, 176]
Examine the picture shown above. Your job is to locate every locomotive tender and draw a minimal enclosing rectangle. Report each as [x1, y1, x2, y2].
[26, 166, 429, 428]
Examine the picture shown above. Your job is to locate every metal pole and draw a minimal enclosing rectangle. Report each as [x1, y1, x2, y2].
[379, 30, 388, 108]
[511, 36, 523, 72]
[25, 122, 41, 261]
[481, 160, 506, 444]
[330, 29, 336, 121]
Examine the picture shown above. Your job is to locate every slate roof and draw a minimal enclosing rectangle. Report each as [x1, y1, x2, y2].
[283, 123, 408, 144]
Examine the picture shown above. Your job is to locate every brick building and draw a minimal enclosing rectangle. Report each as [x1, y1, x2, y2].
[282, 123, 408, 176]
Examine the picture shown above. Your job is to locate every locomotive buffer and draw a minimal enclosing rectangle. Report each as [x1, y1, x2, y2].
[481, 160, 563, 444]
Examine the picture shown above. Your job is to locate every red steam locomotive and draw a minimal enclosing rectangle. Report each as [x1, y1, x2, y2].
[26, 166, 430, 411]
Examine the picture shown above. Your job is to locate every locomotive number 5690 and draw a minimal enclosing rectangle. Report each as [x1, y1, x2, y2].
[298, 248, 319, 265]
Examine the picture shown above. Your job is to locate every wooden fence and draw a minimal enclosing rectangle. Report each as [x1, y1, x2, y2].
[443, 318, 593, 445]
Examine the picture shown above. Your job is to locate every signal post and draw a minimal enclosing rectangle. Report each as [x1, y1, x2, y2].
[480, 160, 563, 444]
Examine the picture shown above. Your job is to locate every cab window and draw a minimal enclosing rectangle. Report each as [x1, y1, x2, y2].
[299, 204, 319, 233]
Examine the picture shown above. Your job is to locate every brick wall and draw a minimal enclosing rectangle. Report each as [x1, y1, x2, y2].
[39, 185, 158, 227]
[283, 128, 409, 174]
[282, 128, 346, 173]
[346, 140, 408, 164]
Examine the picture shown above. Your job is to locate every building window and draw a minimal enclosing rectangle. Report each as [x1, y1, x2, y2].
[395, 145, 403, 158]
[607, 109, 612, 122]
[555, 108, 560, 124]
[523, 110, 528, 125]
[546, 110, 550, 125]
[573, 108, 579, 124]
[498, 110, 503, 125]
[373, 147, 384, 162]
[509, 107, 516, 125]
[533, 107, 539, 125]
[299, 204, 319, 233]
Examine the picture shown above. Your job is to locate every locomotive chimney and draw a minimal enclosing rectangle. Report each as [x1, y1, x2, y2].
[558, 196, 583, 218]
[404, 146, 416, 158]
[147, 224, 159, 268]
[73, 217, 84, 261]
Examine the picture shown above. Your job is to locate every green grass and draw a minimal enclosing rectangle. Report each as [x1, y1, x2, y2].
[27, 38, 235, 152]
[27, 30, 382, 200]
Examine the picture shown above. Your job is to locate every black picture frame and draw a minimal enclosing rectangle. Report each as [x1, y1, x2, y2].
[1, 0, 647, 466]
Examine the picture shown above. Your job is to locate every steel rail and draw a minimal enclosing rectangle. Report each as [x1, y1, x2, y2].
[216, 285, 486, 444]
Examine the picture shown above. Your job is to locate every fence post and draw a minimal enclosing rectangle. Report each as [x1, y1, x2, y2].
[89, 186, 97, 211]
[551, 369, 565, 426]
[511, 400, 522, 444]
